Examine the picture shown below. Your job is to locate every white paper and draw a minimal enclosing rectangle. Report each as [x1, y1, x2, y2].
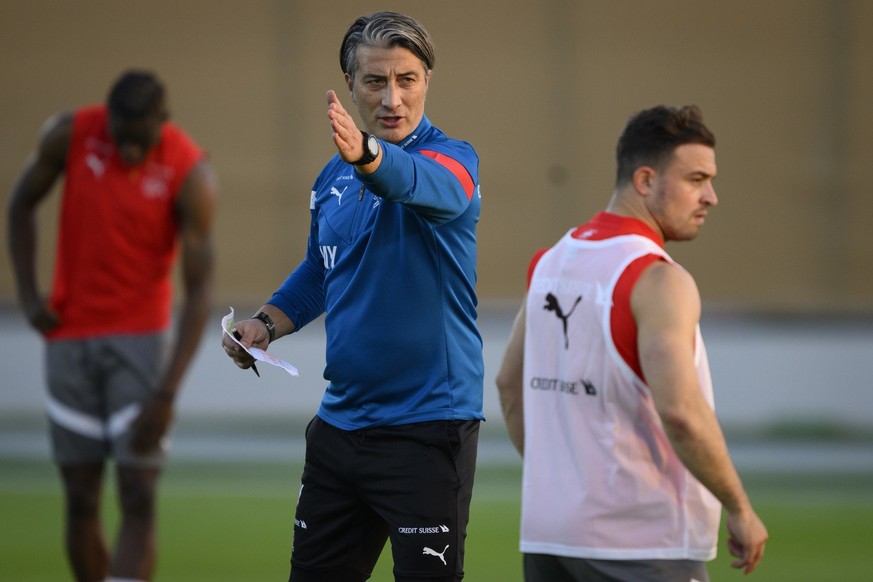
[222, 307, 299, 377]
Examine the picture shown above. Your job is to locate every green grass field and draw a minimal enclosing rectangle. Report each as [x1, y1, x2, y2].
[2, 457, 872, 581]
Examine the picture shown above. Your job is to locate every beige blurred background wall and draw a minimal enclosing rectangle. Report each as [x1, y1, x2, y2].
[2, 0, 871, 313]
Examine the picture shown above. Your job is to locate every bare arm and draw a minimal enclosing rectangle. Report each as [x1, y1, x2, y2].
[131, 159, 218, 452]
[159, 159, 218, 398]
[6, 112, 72, 333]
[634, 261, 768, 574]
[495, 299, 526, 457]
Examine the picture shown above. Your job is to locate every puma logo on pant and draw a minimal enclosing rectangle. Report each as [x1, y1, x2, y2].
[423, 544, 449, 565]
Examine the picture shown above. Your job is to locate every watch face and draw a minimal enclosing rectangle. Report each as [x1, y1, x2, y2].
[367, 134, 379, 158]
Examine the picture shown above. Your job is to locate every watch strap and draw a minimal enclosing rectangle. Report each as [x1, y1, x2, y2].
[252, 311, 275, 342]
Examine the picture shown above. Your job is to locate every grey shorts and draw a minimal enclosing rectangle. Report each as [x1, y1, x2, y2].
[45, 333, 169, 468]
[524, 553, 710, 582]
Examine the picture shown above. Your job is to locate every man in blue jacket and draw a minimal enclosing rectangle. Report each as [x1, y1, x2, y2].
[222, 12, 483, 582]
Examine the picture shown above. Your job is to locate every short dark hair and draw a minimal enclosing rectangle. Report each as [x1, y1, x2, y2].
[615, 105, 715, 186]
[107, 70, 166, 120]
[339, 12, 435, 79]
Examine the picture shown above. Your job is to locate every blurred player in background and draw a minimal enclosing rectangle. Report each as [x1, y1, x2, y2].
[496, 105, 768, 581]
[222, 11, 483, 582]
[7, 70, 217, 582]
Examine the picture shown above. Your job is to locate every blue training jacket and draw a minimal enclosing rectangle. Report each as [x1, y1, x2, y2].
[268, 116, 484, 430]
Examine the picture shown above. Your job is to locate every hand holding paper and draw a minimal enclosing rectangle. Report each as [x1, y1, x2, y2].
[222, 307, 299, 377]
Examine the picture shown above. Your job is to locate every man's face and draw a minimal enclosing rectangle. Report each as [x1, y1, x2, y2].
[108, 111, 166, 165]
[647, 143, 718, 242]
[346, 45, 430, 144]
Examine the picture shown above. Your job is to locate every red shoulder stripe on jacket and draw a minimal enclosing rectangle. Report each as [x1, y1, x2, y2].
[419, 149, 475, 200]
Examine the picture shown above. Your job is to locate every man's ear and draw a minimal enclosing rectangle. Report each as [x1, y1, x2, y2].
[632, 166, 656, 195]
